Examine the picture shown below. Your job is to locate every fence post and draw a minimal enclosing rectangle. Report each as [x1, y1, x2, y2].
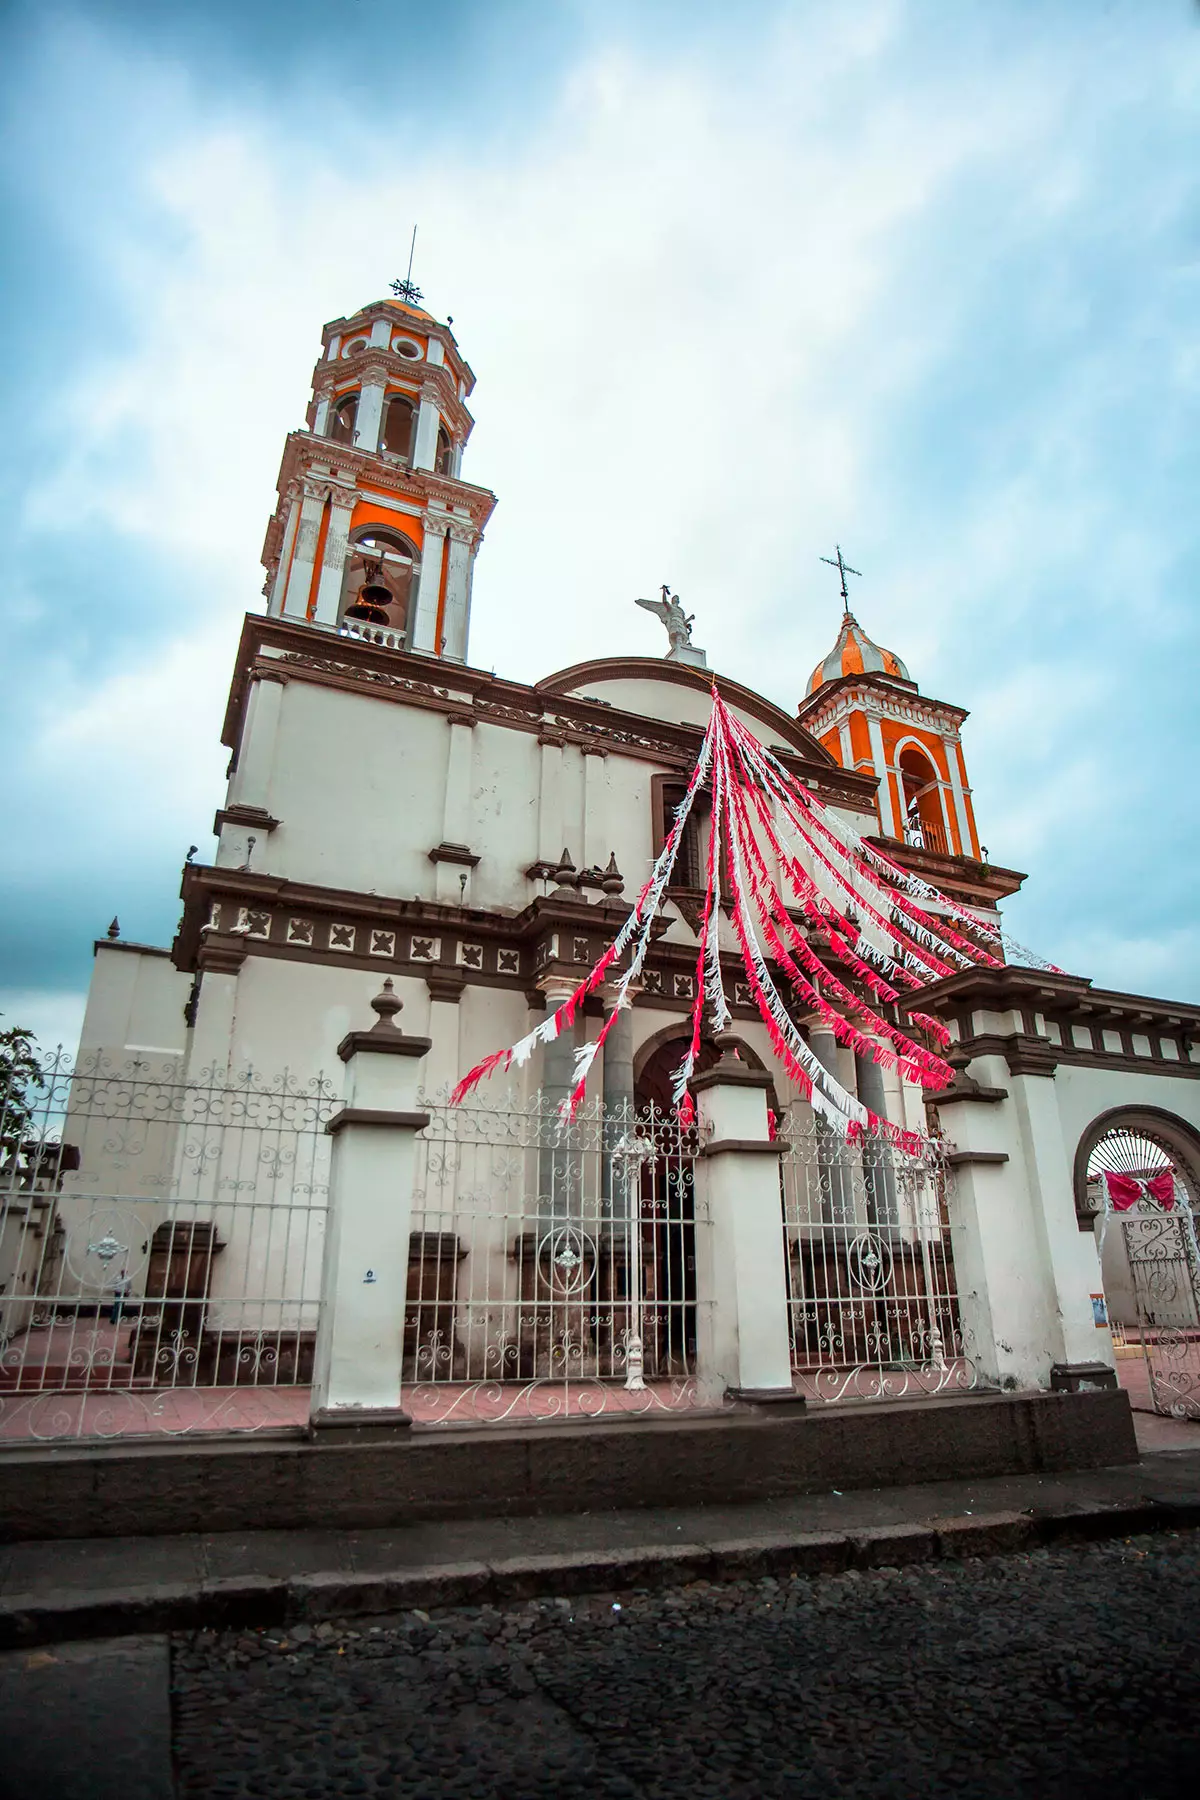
[310, 981, 431, 1437]
[692, 1036, 798, 1406]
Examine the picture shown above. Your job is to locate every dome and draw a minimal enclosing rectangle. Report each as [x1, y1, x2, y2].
[806, 610, 911, 697]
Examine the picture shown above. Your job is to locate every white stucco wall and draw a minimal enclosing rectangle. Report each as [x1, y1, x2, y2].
[77, 944, 191, 1067]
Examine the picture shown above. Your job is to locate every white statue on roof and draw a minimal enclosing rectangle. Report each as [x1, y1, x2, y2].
[635, 586, 707, 667]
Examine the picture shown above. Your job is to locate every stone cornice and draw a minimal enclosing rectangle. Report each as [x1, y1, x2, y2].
[321, 303, 476, 397]
[797, 672, 967, 731]
[170, 861, 857, 1027]
[316, 343, 475, 439]
[219, 618, 874, 812]
[864, 835, 1026, 908]
[262, 436, 496, 571]
[903, 964, 1200, 1080]
[801, 682, 967, 744]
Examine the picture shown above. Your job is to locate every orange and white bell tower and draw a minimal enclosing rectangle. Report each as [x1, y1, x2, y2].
[797, 551, 982, 862]
[261, 282, 496, 663]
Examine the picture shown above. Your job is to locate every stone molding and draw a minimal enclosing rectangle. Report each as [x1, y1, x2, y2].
[213, 804, 280, 836]
[325, 1107, 431, 1134]
[221, 619, 874, 813]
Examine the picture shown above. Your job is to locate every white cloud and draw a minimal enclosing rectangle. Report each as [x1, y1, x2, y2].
[6, 0, 1200, 1012]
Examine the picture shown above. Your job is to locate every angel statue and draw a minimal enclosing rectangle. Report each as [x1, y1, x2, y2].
[635, 584, 695, 654]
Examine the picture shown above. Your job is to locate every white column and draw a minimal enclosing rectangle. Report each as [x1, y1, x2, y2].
[282, 482, 328, 618]
[945, 736, 975, 857]
[409, 518, 447, 655]
[312, 489, 357, 626]
[937, 1060, 1113, 1389]
[369, 316, 391, 348]
[354, 371, 387, 454]
[435, 716, 476, 902]
[692, 1040, 795, 1403]
[461, 543, 478, 657]
[268, 493, 300, 616]
[184, 935, 246, 1082]
[537, 736, 564, 864]
[440, 526, 473, 661]
[866, 713, 897, 837]
[412, 388, 441, 472]
[312, 395, 331, 437]
[583, 748, 608, 872]
[423, 974, 465, 1100]
[310, 982, 431, 1433]
[228, 672, 284, 812]
[426, 337, 445, 367]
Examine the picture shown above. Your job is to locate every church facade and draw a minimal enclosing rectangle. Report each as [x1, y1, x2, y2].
[59, 291, 1200, 1425]
[79, 291, 1021, 1128]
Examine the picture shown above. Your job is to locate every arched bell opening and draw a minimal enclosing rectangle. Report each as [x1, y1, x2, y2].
[327, 391, 359, 447]
[338, 526, 420, 638]
[898, 747, 947, 854]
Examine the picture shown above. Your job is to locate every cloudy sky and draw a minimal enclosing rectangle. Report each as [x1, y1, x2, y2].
[1, 0, 1198, 1053]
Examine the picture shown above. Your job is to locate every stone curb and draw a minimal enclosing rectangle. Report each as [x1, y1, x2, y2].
[3, 1497, 1198, 1650]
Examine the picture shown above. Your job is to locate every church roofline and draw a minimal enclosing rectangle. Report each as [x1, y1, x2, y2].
[538, 655, 836, 767]
[219, 618, 880, 815]
[797, 669, 967, 726]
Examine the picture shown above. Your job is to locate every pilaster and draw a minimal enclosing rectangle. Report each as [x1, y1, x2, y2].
[409, 516, 447, 655]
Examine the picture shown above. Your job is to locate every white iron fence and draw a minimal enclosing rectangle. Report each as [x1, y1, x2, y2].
[405, 1094, 710, 1423]
[0, 1051, 334, 1441]
[779, 1117, 980, 1402]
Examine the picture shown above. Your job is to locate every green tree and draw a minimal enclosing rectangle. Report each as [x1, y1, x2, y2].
[0, 1017, 44, 1145]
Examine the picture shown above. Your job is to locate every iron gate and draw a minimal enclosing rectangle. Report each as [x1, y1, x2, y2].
[778, 1117, 981, 1402]
[1113, 1200, 1200, 1420]
[405, 1093, 711, 1423]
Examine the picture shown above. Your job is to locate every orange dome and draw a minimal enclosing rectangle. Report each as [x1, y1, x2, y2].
[806, 611, 911, 697]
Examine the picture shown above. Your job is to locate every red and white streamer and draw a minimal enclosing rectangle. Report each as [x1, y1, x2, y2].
[453, 683, 1042, 1147]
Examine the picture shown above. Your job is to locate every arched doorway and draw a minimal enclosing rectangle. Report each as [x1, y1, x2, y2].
[1078, 1107, 1200, 1419]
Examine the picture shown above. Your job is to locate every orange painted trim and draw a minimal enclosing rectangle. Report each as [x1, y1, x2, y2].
[306, 498, 331, 621]
[434, 533, 450, 654]
[350, 499, 425, 550]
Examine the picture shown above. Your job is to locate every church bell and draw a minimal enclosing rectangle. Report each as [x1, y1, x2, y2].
[345, 560, 393, 625]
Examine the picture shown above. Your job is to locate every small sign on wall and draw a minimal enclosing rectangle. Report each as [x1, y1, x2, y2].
[1091, 1292, 1109, 1327]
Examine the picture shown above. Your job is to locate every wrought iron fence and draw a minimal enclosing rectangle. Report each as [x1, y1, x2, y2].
[0, 1050, 335, 1441]
[778, 1116, 980, 1402]
[405, 1094, 711, 1424]
[1111, 1197, 1200, 1420]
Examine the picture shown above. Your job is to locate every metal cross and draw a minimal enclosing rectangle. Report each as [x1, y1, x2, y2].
[820, 545, 862, 608]
[390, 225, 423, 306]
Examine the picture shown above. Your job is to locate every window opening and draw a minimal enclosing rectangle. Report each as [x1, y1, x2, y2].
[329, 392, 358, 446]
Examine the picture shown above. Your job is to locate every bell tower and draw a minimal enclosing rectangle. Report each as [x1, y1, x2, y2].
[797, 560, 982, 862]
[261, 287, 496, 663]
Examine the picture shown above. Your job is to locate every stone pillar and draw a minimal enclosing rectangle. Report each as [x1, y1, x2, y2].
[311, 487, 358, 626]
[583, 749, 609, 874]
[282, 481, 329, 618]
[692, 1038, 796, 1404]
[227, 672, 284, 813]
[936, 1056, 1113, 1390]
[423, 970, 465, 1102]
[184, 928, 246, 1081]
[537, 973, 578, 1228]
[601, 993, 635, 1221]
[433, 714, 477, 903]
[354, 369, 388, 454]
[310, 981, 431, 1436]
[267, 491, 300, 616]
[440, 525, 473, 662]
[312, 394, 331, 437]
[866, 713, 898, 838]
[412, 388, 441, 472]
[810, 1026, 854, 1225]
[854, 1047, 897, 1226]
[409, 517, 447, 655]
[536, 736, 565, 865]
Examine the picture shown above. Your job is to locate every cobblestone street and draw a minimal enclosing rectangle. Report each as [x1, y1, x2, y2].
[172, 1527, 1200, 1800]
